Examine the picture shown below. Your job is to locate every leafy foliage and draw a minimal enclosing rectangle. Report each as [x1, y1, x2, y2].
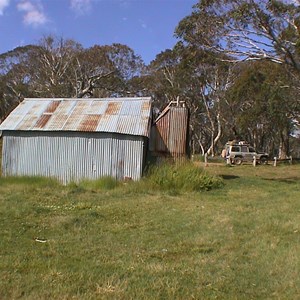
[176, 0, 300, 71]
[224, 60, 300, 156]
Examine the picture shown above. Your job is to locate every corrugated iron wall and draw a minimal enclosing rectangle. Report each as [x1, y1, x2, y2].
[1, 131, 145, 184]
[149, 106, 189, 159]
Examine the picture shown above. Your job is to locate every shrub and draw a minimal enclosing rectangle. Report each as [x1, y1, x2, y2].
[144, 161, 223, 193]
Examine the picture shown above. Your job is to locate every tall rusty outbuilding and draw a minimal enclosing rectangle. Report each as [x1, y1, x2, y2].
[149, 101, 189, 160]
[0, 97, 152, 184]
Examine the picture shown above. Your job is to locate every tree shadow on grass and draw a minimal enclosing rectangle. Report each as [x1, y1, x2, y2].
[219, 175, 240, 180]
[262, 177, 299, 184]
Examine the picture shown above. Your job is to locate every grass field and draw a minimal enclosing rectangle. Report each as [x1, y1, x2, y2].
[0, 163, 300, 299]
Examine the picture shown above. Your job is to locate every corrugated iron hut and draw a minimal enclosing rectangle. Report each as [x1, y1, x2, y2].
[149, 101, 189, 160]
[0, 97, 152, 184]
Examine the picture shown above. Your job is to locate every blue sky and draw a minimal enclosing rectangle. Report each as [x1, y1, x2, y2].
[0, 0, 196, 64]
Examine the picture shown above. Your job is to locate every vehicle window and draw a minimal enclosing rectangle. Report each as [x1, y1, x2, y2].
[241, 146, 248, 152]
[249, 147, 256, 153]
[231, 146, 240, 152]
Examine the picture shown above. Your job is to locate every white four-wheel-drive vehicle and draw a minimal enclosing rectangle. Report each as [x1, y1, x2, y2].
[222, 141, 269, 165]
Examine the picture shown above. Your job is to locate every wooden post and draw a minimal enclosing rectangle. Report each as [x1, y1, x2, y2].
[289, 156, 293, 165]
[273, 157, 277, 167]
[253, 156, 256, 167]
[226, 157, 231, 165]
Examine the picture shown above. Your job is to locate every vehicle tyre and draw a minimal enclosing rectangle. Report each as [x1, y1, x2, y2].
[234, 157, 243, 165]
[260, 157, 268, 165]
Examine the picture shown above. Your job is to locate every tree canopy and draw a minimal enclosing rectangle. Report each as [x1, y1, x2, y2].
[176, 0, 300, 72]
[175, 0, 300, 158]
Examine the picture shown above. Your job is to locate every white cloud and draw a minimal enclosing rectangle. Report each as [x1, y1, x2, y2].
[17, 0, 47, 26]
[139, 19, 147, 29]
[0, 0, 10, 15]
[119, 1, 130, 9]
[70, 0, 91, 15]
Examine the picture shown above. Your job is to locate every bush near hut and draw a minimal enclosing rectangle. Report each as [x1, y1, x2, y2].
[144, 162, 223, 193]
[63, 162, 223, 195]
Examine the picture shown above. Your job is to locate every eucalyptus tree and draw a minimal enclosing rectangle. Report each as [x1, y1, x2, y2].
[224, 61, 299, 157]
[187, 50, 232, 156]
[146, 46, 185, 106]
[0, 36, 82, 98]
[75, 43, 145, 98]
[176, 0, 300, 156]
[176, 0, 300, 71]
[0, 36, 146, 121]
[146, 43, 232, 155]
[0, 45, 39, 120]
[31, 36, 83, 97]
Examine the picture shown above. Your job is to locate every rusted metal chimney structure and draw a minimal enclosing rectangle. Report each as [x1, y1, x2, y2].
[149, 100, 189, 160]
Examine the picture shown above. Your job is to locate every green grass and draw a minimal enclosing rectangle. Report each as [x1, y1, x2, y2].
[0, 164, 300, 299]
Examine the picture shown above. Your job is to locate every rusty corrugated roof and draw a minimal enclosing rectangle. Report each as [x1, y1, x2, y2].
[0, 97, 152, 137]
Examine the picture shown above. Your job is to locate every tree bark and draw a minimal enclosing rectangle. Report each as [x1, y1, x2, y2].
[206, 112, 222, 156]
[278, 129, 289, 159]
